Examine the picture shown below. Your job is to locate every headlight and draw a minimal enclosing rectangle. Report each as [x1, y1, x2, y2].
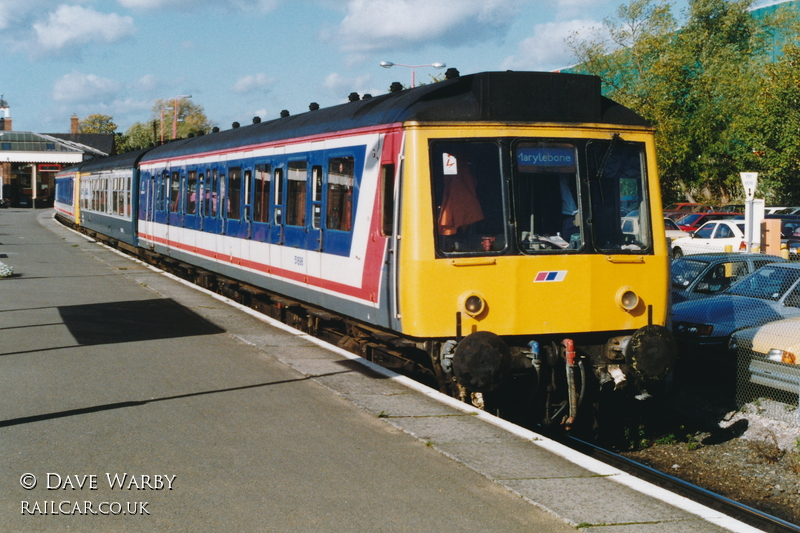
[675, 322, 714, 336]
[767, 349, 797, 364]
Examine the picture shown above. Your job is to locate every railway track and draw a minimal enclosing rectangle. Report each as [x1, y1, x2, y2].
[566, 436, 800, 533]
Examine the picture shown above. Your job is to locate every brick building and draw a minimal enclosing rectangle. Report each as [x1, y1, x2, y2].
[0, 100, 112, 207]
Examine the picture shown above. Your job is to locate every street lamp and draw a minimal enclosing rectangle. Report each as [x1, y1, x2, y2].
[380, 61, 446, 88]
[172, 95, 192, 140]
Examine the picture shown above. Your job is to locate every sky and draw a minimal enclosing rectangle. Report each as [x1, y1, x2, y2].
[0, 0, 745, 136]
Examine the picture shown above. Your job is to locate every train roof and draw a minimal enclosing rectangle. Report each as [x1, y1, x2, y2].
[139, 71, 650, 164]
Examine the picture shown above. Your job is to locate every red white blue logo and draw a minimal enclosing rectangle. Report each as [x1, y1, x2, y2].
[534, 271, 567, 282]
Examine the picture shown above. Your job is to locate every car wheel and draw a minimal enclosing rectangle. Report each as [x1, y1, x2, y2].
[672, 247, 683, 260]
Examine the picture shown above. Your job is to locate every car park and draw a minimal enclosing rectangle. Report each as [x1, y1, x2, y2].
[674, 212, 737, 232]
[728, 317, 800, 401]
[671, 252, 787, 305]
[670, 219, 746, 259]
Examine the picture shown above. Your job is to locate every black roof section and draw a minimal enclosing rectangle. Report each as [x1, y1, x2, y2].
[47, 133, 115, 155]
[140, 71, 649, 164]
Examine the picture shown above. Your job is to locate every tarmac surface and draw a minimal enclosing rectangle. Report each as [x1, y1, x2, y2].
[0, 208, 767, 532]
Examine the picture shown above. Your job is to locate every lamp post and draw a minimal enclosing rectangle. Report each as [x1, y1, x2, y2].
[380, 62, 446, 88]
[172, 95, 192, 140]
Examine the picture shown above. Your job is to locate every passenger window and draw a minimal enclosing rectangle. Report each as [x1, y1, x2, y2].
[254, 164, 271, 223]
[312, 165, 323, 230]
[286, 161, 307, 226]
[273, 168, 283, 225]
[228, 167, 241, 220]
[327, 157, 354, 232]
[186, 171, 197, 215]
[380, 164, 395, 237]
[714, 225, 733, 239]
[170, 171, 181, 213]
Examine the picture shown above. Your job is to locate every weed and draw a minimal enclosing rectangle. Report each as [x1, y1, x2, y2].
[377, 411, 388, 418]
[425, 441, 434, 447]
[753, 434, 784, 464]
[686, 434, 700, 451]
[654, 434, 678, 446]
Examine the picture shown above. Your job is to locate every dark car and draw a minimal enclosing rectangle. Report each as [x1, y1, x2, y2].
[674, 212, 737, 232]
[671, 252, 787, 305]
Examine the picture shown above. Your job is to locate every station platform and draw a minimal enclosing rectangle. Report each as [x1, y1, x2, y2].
[0, 209, 764, 532]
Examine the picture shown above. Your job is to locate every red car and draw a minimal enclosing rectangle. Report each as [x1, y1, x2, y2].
[664, 202, 713, 220]
[675, 212, 737, 232]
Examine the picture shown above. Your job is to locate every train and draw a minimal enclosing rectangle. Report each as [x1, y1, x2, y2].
[55, 70, 677, 433]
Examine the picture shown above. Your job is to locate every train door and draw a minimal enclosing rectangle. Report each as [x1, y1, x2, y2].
[139, 171, 155, 245]
[282, 157, 310, 282]
[203, 167, 223, 235]
[251, 161, 272, 243]
[382, 132, 403, 330]
[224, 164, 249, 239]
[306, 153, 325, 289]
[184, 169, 201, 231]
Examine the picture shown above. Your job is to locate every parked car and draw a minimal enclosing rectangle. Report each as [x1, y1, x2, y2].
[768, 206, 800, 215]
[670, 220, 747, 259]
[664, 202, 713, 220]
[664, 217, 689, 240]
[672, 263, 800, 356]
[674, 212, 737, 232]
[716, 204, 744, 213]
[728, 317, 800, 400]
[671, 253, 787, 305]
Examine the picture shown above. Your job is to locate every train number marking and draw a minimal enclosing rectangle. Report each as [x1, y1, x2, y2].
[294, 256, 304, 266]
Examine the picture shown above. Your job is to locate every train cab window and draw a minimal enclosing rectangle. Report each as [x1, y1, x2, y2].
[586, 140, 651, 252]
[170, 171, 181, 213]
[228, 167, 242, 220]
[432, 142, 505, 255]
[380, 164, 395, 237]
[186, 171, 197, 215]
[514, 142, 582, 252]
[286, 161, 307, 226]
[327, 157, 354, 232]
[254, 164, 270, 223]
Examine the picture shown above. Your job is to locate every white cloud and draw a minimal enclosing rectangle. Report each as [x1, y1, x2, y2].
[116, 0, 280, 11]
[501, 19, 598, 72]
[232, 74, 276, 95]
[33, 5, 135, 51]
[53, 72, 122, 103]
[323, 73, 377, 101]
[328, 0, 523, 53]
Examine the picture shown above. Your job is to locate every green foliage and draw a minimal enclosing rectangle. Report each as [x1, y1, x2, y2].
[567, 0, 800, 205]
[79, 114, 117, 134]
[114, 98, 213, 154]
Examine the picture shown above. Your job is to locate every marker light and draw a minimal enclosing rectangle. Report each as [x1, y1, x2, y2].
[616, 287, 639, 311]
[460, 292, 486, 317]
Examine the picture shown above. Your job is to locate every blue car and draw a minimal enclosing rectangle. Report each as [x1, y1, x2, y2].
[671, 253, 787, 305]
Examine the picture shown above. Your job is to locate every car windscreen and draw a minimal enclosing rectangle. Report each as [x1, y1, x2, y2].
[727, 266, 800, 301]
[671, 259, 709, 289]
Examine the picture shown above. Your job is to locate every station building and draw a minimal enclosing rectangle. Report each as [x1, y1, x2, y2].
[0, 99, 112, 208]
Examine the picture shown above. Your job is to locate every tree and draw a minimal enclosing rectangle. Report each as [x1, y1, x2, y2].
[79, 114, 118, 134]
[151, 98, 212, 141]
[746, 42, 800, 204]
[567, 0, 788, 205]
[115, 98, 213, 153]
